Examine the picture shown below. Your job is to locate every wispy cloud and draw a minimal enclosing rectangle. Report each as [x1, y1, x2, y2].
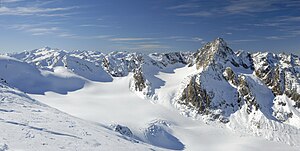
[177, 11, 212, 17]
[58, 33, 112, 40]
[225, 0, 279, 14]
[168, 0, 300, 18]
[117, 44, 170, 50]
[109, 35, 205, 50]
[4, 23, 112, 40]
[279, 16, 300, 22]
[163, 36, 185, 39]
[164, 36, 206, 43]
[167, 3, 200, 10]
[242, 14, 300, 39]
[166, 1, 216, 18]
[7, 24, 60, 35]
[1, 0, 23, 3]
[176, 37, 203, 42]
[30, 27, 59, 35]
[109, 37, 155, 41]
[265, 36, 285, 40]
[230, 39, 258, 43]
[0, 0, 96, 40]
[0, 6, 77, 16]
[37, 12, 78, 17]
[109, 36, 172, 50]
[179, 21, 196, 25]
[226, 26, 249, 31]
[249, 22, 286, 27]
[137, 44, 169, 49]
[225, 0, 299, 15]
[79, 24, 109, 28]
[285, 30, 300, 37]
[114, 41, 161, 45]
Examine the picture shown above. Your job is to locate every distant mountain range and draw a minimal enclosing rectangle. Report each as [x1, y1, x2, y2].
[0, 38, 300, 150]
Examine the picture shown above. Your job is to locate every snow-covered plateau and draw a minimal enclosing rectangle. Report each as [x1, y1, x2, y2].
[1, 38, 300, 150]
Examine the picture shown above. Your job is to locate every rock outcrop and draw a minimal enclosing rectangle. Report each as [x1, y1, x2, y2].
[179, 76, 212, 114]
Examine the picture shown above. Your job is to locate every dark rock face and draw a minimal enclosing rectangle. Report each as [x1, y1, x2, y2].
[194, 38, 253, 71]
[237, 75, 260, 114]
[195, 38, 235, 70]
[236, 51, 255, 70]
[149, 52, 193, 68]
[163, 52, 189, 65]
[223, 67, 262, 113]
[113, 125, 133, 137]
[272, 67, 285, 95]
[0, 144, 8, 151]
[0, 78, 7, 84]
[179, 76, 212, 114]
[102, 53, 143, 77]
[223, 67, 238, 86]
[223, 67, 259, 114]
[254, 65, 285, 96]
[133, 68, 146, 91]
[253, 53, 300, 108]
[294, 102, 300, 108]
[283, 70, 300, 108]
[102, 57, 110, 71]
[285, 89, 300, 107]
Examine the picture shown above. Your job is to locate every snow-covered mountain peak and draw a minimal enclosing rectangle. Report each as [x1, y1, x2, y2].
[41, 46, 58, 51]
[33, 46, 61, 53]
[194, 38, 238, 70]
[207, 37, 232, 54]
[175, 38, 300, 144]
[213, 37, 228, 48]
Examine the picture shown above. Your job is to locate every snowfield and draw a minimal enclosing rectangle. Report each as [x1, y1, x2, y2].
[0, 81, 159, 151]
[1, 38, 300, 150]
[30, 66, 299, 151]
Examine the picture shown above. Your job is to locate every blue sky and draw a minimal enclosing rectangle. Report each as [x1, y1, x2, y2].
[0, 0, 300, 55]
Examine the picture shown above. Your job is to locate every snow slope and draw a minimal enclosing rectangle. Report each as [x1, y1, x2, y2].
[0, 80, 160, 151]
[0, 55, 85, 94]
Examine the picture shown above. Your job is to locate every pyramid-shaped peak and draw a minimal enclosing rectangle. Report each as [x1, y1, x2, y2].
[200, 37, 231, 54]
[213, 37, 228, 48]
[194, 37, 235, 69]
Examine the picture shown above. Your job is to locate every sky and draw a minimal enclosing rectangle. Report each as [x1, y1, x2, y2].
[0, 0, 299, 55]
